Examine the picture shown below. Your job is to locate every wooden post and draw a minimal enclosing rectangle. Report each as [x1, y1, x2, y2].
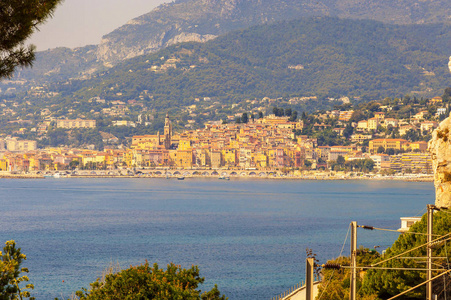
[306, 257, 314, 300]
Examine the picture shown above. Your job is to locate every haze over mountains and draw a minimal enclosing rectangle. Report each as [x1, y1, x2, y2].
[4, 0, 451, 108]
[97, 0, 451, 65]
[71, 18, 451, 104]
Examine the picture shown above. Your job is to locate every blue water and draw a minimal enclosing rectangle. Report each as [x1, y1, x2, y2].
[0, 178, 433, 299]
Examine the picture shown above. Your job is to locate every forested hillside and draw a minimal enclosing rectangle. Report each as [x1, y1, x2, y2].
[95, 0, 451, 65]
[8, 0, 451, 83]
[55, 17, 451, 109]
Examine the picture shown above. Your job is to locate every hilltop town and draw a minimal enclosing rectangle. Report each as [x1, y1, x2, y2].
[0, 90, 449, 178]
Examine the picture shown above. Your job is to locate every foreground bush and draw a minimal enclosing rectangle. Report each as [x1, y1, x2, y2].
[74, 261, 227, 300]
[0, 240, 34, 300]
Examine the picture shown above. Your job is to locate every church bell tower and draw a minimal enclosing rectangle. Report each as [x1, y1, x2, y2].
[164, 113, 172, 149]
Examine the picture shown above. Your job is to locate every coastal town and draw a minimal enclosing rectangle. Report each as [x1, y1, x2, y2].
[0, 94, 446, 178]
[4, 1, 451, 300]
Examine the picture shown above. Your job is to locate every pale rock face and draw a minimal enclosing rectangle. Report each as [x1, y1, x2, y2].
[166, 33, 217, 46]
[429, 116, 451, 208]
[97, 31, 216, 65]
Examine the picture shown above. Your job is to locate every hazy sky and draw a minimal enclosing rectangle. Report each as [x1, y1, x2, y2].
[28, 0, 170, 51]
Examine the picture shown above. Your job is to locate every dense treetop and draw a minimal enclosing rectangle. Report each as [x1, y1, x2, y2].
[0, 0, 61, 79]
[73, 262, 227, 300]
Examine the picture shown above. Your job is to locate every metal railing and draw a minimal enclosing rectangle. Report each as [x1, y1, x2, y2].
[271, 276, 321, 300]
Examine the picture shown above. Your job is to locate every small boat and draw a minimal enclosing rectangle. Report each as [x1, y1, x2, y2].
[44, 173, 61, 178]
[219, 176, 230, 180]
[177, 176, 185, 180]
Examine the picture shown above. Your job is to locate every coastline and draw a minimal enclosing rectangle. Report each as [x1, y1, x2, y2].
[0, 171, 433, 182]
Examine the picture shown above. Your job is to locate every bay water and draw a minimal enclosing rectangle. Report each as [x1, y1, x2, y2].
[0, 178, 434, 299]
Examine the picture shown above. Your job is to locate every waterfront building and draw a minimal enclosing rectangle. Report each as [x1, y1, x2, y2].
[223, 148, 238, 167]
[370, 154, 390, 170]
[210, 150, 222, 168]
[53, 154, 79, 169]
[255, 152, 268, 168]
[81, 151, 106, 167]
[169, 149, 193, 168]
[239, 147, 253, 168]
[0, 158, 7, 171]
[389, 152, 432, 173]
[193, 148, 210, 167]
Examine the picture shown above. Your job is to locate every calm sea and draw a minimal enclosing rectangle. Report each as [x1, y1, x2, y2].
[0, 178, 433, 299]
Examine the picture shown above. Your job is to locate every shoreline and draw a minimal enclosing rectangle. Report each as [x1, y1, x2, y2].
[0, 171, 434, 182]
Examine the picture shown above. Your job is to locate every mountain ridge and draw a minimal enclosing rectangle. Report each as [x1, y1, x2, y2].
[43, 17, 451, 108]
[11, 0, 451, 83]
[95, 0, 451, 65]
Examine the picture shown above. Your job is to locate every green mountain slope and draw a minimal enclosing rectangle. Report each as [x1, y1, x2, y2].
[9, 0, 451, 83]
[63, 17, 451, 108]
[98, 0, 451, 65]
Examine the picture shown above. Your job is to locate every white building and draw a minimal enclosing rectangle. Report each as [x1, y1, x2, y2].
[398, 217, 422, 232]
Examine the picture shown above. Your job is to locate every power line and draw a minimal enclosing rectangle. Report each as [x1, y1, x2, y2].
[358, 225, 440, 236]
[371, 233, 451, 267]
[386, 269, 451, 300]
[323, 264, 445, 271]
[395, 257, 448, 260]
[317, 224, 350, 300]
[318, 211, 451, 299]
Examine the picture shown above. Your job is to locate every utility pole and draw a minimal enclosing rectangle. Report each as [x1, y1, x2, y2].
[426, 204, 434, 300]
[306, 257, 314, 300]
[350, 221, 357, 300]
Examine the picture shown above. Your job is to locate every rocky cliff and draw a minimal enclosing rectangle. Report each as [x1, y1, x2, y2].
[429, 117, 451, 208]
[95, 0, 451, 66]
[429, 57, 451, 208]
[95, 0, 317, 65]
[12, 0, 451, 82]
